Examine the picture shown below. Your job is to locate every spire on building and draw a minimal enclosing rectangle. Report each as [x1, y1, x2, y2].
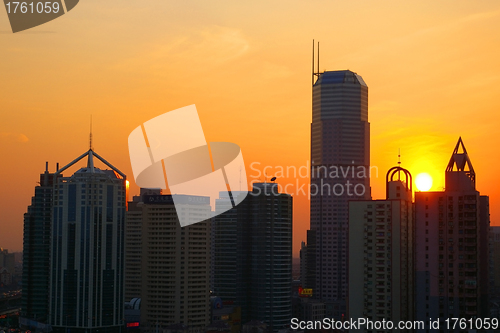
[89, 115, 93, 151]
[50, 121, 125, 178]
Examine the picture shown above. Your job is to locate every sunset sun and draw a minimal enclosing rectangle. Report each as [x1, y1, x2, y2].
[415, 172, 433, 191]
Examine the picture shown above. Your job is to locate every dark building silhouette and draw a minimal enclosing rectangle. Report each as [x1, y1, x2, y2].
[21, 149, 127, 333]
[213, 183, 293, 332]
[348, 166, 415, 331]
[125, 190, 211, 332]
[22, 163, 56, 323]
[415, 138, 490, 331]
[305, 68, 371, 318]
[0, 248, 16, 275]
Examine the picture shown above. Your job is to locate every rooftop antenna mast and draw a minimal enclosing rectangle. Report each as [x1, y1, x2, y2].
[312, 40, 321, 86]
[397, 148, 401, 180]
[312, 39, 314, 86]
[89, 115, 93, 151]
[317, 40, 320, 76]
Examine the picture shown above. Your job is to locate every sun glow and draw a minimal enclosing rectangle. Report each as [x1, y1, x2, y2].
[415, 173, 433, 191]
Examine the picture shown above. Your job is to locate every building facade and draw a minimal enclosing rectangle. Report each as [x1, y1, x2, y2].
[21, 149, 127, 333]
[299, 242, 308, 289]
[22, 165, 56, 323]
[490, 227, 500, 300]
[49, 150, 127, 333]
[126, 192, 211, 332]
[212, 191, 250, 324]
[415, 138, 490, 331]
[307, 70, 371, 317]
[213, 183, 293, 332]
[348, 166, 414, 332]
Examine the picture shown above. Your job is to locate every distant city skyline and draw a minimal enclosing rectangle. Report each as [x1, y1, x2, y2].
[2, 1, 500, 257]
[6, 2, 500, 328]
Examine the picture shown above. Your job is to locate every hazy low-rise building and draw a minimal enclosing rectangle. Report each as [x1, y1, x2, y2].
[0, 268, 12, 286]
[0, 249, 15, 275]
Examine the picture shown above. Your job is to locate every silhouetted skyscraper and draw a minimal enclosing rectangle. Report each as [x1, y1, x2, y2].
[49, 149, 127, 333]
[22, 163, 56, 324]
[21, 149, 127, 333]
[415, 138, 490, 331]
[307, 69, 371, 317]
[126, 191, 211, 332]
[213, 183, 293, 332]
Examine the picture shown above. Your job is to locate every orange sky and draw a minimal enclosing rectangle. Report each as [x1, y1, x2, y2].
[1, 0, 500, 256]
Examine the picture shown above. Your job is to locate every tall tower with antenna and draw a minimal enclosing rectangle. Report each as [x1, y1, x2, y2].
[21, 134, 127, 333]
[305, 41, 371, 318]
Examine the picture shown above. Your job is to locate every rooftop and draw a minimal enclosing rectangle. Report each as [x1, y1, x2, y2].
[315, 70, 367, 87]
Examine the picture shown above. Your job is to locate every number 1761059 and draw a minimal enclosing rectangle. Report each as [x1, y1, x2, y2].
[5, 2, 61, 14]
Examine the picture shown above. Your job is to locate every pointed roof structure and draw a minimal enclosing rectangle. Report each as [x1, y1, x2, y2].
[445, 137, 475, 187]
[54, 148, 126, 179]
[54, 123, 125, 178]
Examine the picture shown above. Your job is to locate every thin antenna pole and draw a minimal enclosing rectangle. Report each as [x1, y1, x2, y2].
[89, 115, 93, 151]
[317, 41, 320, 75]
[312, 39, 315, 86]
[398, 148, 401, 180]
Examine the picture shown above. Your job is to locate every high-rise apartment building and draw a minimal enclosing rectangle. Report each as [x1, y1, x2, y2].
[307, 69, 371, 317]
[212, 191, 249, 326]
[213, 183, 293, 332]
[21, 149, 127, 333]
[348, 166, 414, 331]
[415, 138, 490, 331]
[124, 189, 162, 302]
[299, 242, 308, 288]
[125, 192, 211, 332]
